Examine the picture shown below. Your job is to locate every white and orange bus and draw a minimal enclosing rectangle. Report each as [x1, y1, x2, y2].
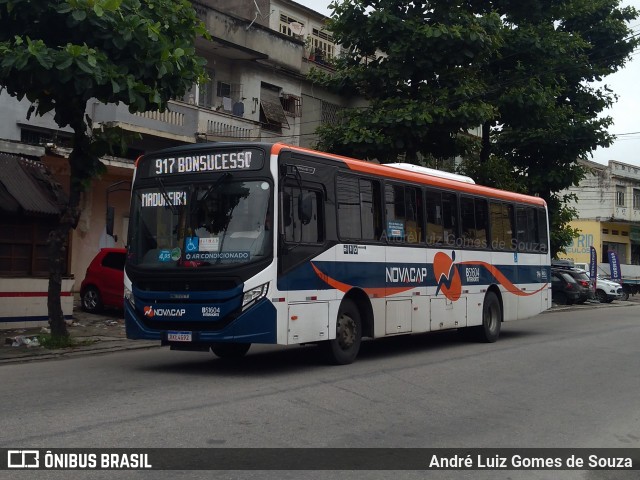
[123, 142, 551, 364]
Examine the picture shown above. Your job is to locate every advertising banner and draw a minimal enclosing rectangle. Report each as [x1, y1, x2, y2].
[589, 246, 597, 289]
[608, 251, 622, 282]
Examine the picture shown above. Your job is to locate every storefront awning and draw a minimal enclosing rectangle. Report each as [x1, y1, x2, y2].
[0, 153, 66, 216]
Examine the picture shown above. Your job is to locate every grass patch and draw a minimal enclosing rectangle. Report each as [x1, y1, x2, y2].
[38, 334, 97, 349]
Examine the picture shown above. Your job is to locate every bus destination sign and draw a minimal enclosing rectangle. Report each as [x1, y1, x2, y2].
[145, 149, 264, 176]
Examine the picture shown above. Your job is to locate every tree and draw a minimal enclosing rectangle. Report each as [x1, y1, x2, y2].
[312, 0, 503, 163]
[0, 0, 208, 337]
[470, 0, 638, 257]
[318, 0, 638, 257]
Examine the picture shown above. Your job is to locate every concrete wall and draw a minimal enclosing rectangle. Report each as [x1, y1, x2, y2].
[0, 278, 74, 329]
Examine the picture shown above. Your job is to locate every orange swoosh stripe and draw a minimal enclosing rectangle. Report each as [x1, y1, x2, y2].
[310, 263, 413, 297]
[460, 261, 548, 296]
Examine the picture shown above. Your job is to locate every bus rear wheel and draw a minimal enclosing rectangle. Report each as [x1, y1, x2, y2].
[473, 291, 501, 343]
[211, 343, 251, 359]
[322, 299, 362, 365]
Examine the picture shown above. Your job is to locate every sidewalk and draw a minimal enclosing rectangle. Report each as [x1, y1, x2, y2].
[0, 300, 157, 364]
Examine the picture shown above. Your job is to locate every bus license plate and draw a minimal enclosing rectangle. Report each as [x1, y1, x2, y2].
[167, 331, 192, 342]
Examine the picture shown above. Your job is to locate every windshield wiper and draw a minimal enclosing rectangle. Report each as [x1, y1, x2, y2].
[155, 177, 177, 215]
[190, 172, 232, 215]
[202, 173, 232, 203]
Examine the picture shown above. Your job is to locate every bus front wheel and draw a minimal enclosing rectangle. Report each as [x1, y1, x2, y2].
[211, 342, 251, 359]
[322, 299, 362, 365]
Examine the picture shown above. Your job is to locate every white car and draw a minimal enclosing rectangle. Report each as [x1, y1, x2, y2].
[594, 276, 624, 303]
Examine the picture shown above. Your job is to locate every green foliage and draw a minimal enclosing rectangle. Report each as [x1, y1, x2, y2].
[477, 0, 638, 255]
[458, 154, 525, 194]
[0, 0, 208, 336]
[313, 0, 503, 162]
[38, 333, 95, 349]
[318, 0, 638, 255]
[547, 193, 582, 259]
[0, 0, 208, 126]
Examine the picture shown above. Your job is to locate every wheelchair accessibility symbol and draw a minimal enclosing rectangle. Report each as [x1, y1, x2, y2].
[186, 237, 199, 253]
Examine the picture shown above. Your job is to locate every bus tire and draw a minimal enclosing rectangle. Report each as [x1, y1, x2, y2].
[211, 342, 251, 359]
[473, 291, 501, 343]
[322, 299, 362, 365]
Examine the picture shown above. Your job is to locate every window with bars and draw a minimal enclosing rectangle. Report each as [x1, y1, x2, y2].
[280, 94, 302, 117]
[616, 186, 625, 206]
[633, 189, 640, 209]
[279, 13, 304, 37]
[321, 101, 343, 125]
[198, 68, 216, 108]
[0, 218, 67, 276]
[311, 28, 335, 59]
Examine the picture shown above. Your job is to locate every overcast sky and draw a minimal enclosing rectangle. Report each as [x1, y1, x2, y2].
[295, 0, 640, 167]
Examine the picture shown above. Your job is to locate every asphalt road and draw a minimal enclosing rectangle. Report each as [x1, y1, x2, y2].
[1, 304, 639, 480]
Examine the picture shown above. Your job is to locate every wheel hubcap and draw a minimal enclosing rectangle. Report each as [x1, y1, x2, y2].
[85, 292, 97, 308]
[337, 314, 356, 350]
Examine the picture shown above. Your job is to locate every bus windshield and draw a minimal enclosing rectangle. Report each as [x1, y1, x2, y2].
[128, 177, 272, 268]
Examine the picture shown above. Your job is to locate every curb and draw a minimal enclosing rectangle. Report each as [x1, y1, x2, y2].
[0, 339, 159, 365]
[547, 298, 640, 313]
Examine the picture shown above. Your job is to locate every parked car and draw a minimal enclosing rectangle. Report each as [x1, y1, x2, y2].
[550, 271, 582, 305]
[551, 267, 593, 304]
[594, 276, 624, 303]
[80, 248, 126, 313]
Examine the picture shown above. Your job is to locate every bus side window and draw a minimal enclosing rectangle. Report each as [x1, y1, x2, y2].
[490, 202, 515, 251]
[537, 208, 549, 253]
[460, 196, 488, 248]
[282, 186, 323, 244]
[516, 206, 539, 251]
[337, 176, 382, 241]
[425, 189, 444, 246]
[359, 179, 382, 240]
[475, 199, 489, 248]
[384, 184, 423, 244]
[405, 186, 423, 244]
[385, 184, 406, 243]
[441, 192, 458, 246]
[460, 196, 475, 247]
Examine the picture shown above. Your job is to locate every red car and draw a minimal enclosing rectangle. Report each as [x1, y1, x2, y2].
[80, 248, 127, 313]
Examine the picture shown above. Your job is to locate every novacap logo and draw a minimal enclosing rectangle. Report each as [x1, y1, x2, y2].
[143, 306, 186, 317]
[434, 251, 461, 301]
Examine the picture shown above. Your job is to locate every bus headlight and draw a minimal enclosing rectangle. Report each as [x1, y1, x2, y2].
[242, 283, 269, 311]
[124, 285, 135, 309]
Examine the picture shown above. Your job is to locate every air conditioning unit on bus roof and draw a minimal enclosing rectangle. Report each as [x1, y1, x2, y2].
[385, 163, 476, 184]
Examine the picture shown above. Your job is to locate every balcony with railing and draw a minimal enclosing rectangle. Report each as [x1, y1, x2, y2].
[91, 100, 262, 144]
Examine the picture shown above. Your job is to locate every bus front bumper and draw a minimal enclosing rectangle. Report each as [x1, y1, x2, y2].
[124, 299, 277, 345]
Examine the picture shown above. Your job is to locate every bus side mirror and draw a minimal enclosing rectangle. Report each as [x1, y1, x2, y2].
[106, 206, 115, 237]
[298, 193, 313, 225]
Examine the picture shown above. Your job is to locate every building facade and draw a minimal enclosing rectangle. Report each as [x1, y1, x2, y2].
[0, 0, 344, 326]
[560, 159, 640, 270]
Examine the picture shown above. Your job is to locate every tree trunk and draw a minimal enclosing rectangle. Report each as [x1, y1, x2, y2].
[47, 115, 92, 338]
